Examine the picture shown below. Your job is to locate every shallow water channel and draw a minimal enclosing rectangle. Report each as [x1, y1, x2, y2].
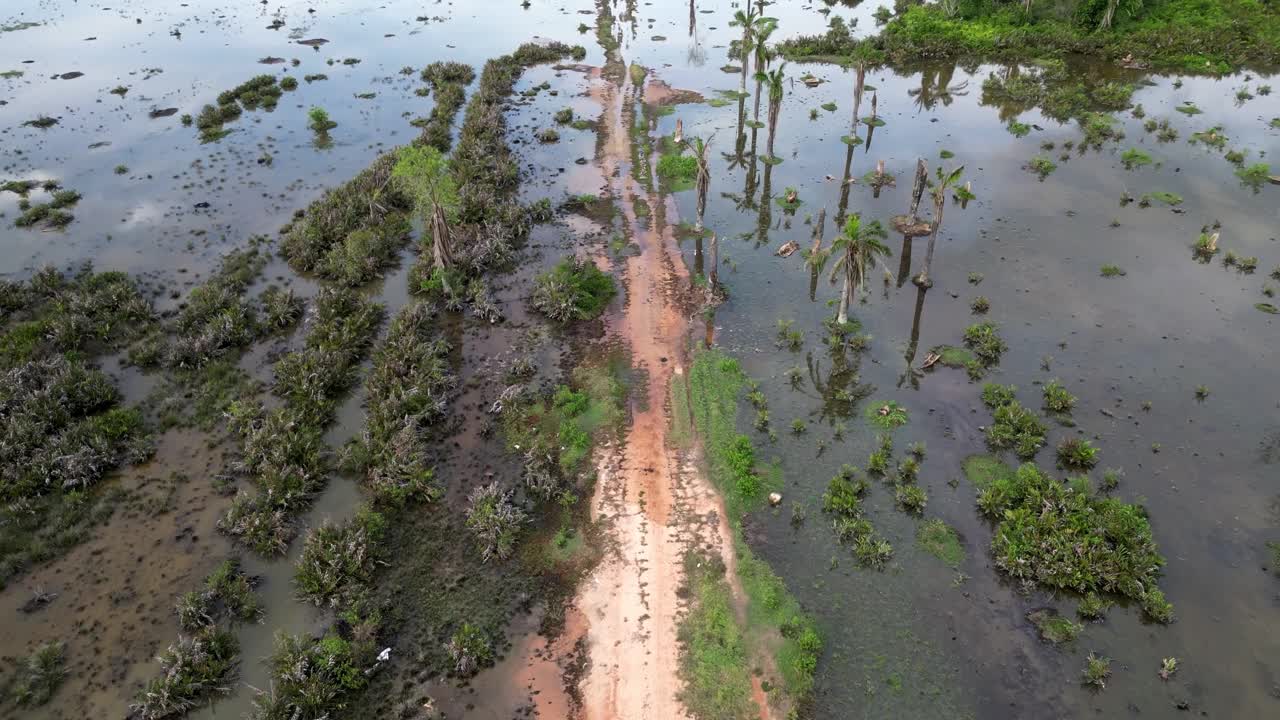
[3, 0, 1279, 718]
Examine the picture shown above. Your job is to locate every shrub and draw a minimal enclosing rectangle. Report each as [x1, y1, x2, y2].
[132, 627, 238, 719]
[1042, 379, 1076, 413]
[465, 482, 526, 562]
[822, 466, 867, 518]
[10, 642, 67, 706]
[1056, 437, 1099, 470]
[447, 622, 493, 677]
[963, 322, 1007, 367]
[531, 256, 617, 322]
[250, 632, 372, 720]
[294, 508, 386, 608]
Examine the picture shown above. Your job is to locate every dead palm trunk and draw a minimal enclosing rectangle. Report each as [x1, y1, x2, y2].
[431, 202, 454, 294]
[908, 158, 928, 222]
[695, 164, 709, 232]
[809, 208, 826, 255]
[916, 191, 944, 289]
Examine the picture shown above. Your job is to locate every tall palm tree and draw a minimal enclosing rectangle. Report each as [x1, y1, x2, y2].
[683, 135, 713, 232]
[829, 214, 891, 326]
[759, 63, 786, 161]
[915, 165, 973, 289]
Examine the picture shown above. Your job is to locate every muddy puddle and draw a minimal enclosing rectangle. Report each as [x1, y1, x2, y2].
[3, 0, 1280, 718]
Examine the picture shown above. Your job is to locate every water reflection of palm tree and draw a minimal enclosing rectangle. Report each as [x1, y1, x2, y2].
[687, 0, 706, 66]
[806, 349, 875, 423]
[897, 285, 927, 389]
[908, 63, 968, 112]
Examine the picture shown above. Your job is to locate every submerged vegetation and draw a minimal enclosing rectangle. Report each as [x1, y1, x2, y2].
[0, 268, 156, 586]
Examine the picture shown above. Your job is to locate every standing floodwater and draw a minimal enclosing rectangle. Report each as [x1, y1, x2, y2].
[2, 1, 1278, 719]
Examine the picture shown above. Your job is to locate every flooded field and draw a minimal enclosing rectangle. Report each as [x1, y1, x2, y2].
[2, 1, 1278, 719]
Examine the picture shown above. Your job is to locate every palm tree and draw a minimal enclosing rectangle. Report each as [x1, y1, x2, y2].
[393, 145, 458, 294]
[683, 135, 714, 232]
[759, 63, 786, 161]
[915, 165, 974, 289]
[829, 214, 891, 325]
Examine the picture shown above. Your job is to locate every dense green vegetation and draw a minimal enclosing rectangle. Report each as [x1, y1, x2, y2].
[677, 553, 758, 720]
[780, 0, 1280, 73]
[974, 458, 1170, 617]
[414, 61, 476, 151]
[341, 302, 453, 505]
[530, 256, 618, 322]
[682, 349, 821, 714]
[280, 152, 414, 286]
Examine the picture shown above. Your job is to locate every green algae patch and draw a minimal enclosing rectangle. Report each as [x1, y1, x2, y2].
[917, 519, 965, 568]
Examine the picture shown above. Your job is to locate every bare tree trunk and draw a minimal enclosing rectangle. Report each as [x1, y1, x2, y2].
[908, 158, 928, 222]
[896, 234, 913, 288]
[810, 207, 826, 255]
[432, 204, 454, 294]
[916, 193, 944, 289]
[695, 166, 709, 232]
[837, 269, 850, 325]
[1099, 0, 1117, 30]
[707, 232, 719, 298]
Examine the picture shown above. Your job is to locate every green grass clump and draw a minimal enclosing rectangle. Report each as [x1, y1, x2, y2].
[1077, 592, 1113, 619]
[977, 459, 1166, 601]
[1100, 264, 1126, 277]
[1082, 652, 1111, 689]
[280, 152, 412, 285]
[1042, 379, 1076, 413]
[917, 519, 964, 568]
[981, 383, 1017, 409]
[341, 303, 452, 505]
[250, 631, 376, 720]
[1027, 608, 1083, 644]
[1235, 162, 1272, 191]
[656, 153, 699, 189]
[530, 256, 617, 322]
[177, 558, 262, 630]
[894, 484, 928, 514]
[865, 400, 909, 429]
[1027, 155, 1057, 179]
[823, 465, 868, 518]
[10, 642, 67, 706]
[1120, 148, 1153, 168]
[985, 397, 1048, 460]
[1056, 437, 1099, 470]
[934, 345, 977, 368]
[963, 321, 1007, 370]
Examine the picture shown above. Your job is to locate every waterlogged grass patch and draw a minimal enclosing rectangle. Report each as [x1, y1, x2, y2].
[917, 519, 964, 568]
[1121, 148, 1153, 169]
[1027, 608, 1082, 645]
[864, 400, 909, 429]
[1235, 162, 1272, 191]
[1027, 155, 1057, 179]
[10, 642, 66, 707]
[1141, 190, 1183, 206]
